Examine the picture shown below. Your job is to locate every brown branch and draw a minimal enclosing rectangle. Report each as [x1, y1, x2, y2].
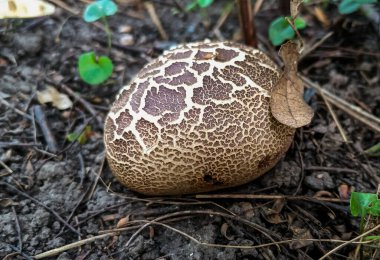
[236, 0, 257, 48]
[33, 105, 59, 153]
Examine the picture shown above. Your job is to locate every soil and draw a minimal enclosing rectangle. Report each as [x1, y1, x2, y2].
[1, 0, 379, 259]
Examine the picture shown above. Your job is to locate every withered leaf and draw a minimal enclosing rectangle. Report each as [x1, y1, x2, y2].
[270, 41, 314, 128]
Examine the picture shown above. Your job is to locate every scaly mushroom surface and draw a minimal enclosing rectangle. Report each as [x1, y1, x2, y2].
[104, 41, 295, 195]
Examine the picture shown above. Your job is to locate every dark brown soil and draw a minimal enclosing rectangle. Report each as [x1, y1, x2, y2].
[1, 1, 379, 259]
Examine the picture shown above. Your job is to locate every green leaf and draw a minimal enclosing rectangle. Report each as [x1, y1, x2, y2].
[364, 142, 380, 157]
[268, 16, 307, 46]
[67, 125, 92, 145]
[78, 52, 113, 85]
[355, 0, 376, 4]
[350, 192, 380, 217]
[83, 0, 118, 22]
[339, 0, 361, 14]
[294, 17, 307, 29]
[197, 0, 214, 8]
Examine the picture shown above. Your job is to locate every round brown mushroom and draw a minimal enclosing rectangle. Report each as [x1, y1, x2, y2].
[104, 41, 295, 195]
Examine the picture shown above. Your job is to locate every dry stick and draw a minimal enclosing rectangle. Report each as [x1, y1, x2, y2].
[0, 160, 13, 173]
[47, 0, 80, 15]
[195, 194, 348, 203]
[319, 223, 380, 260]
[0, 97, 33, 121]
[12, 206, 22, 252]
[125, 210, 280, 248]
[0, 181, 81, 236]
[300, 32, 334, 60]
[212, 3, 233, 41]
[58, 84, 104, 129]
[301, 76, 380, 133]
[319, 90, 349, 143]
[144, 1, 168, 40]
[34, 233, 114, 259]
[236, 0, 257, 48]
[305, 166, 358, 174]
[33, 105, 59, 153]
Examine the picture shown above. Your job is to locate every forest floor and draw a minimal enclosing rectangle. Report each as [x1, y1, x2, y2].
[1, 0, 379, 259]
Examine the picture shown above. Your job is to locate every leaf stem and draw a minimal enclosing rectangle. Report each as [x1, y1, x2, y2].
[101, 16, 112, 54]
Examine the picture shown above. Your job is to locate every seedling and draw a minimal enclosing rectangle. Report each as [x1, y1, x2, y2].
[338, 0, 377, 15]
[269, 16, 307, 46]
[350, 192, 380, 232]
[186, 0, 214, 11]
[67, 125, 93, 145]
[78, 0, 117, 85]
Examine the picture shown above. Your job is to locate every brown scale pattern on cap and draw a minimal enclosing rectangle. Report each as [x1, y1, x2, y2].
[104, 41, 295, 195]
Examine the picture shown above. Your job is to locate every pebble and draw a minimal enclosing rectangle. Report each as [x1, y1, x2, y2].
[305, 171, 335, 190]
[119, 34, 134, 46]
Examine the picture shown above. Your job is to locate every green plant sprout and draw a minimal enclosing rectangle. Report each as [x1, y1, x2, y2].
[78, 0, 117, 85]
[268, 16, 307, 46]
[186, 0, 214, 11]
[364, 142, 380, 157]
[350, 192, 380, 232]
[338, 0, 377, 15]
[67, 125, 93, 145]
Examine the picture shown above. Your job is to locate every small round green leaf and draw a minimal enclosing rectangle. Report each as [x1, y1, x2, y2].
[294, 17, 307, 29]
[78, 52, 113, 85]
[269, 17, 295, 46]
[197, 0, 214, 8]
[269, 16, 307, 46]
[338, 0, 361, 14]
[83, 0, 118, 23]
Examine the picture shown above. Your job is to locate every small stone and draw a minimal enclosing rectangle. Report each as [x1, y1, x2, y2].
[305, 171, 335, 190]
[14, 33, 43, 55]
[119, 34, 134, 46]
[118, 25, 133, 33]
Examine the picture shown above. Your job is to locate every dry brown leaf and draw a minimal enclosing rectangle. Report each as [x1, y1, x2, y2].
[270, 42, 314, 128]
[220, 223, 234, 241]
[0, 198, 19, 207]
[37, 86, 73, 110]
[289, 227, 313, 249]
[116, 215, 130, 228]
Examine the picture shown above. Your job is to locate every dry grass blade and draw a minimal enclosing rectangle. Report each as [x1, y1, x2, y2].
[144, 1, 168, 40]
[301, 76, 380, 133]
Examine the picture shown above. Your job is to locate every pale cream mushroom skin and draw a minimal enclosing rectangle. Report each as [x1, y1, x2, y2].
[104, 42, 295, 196]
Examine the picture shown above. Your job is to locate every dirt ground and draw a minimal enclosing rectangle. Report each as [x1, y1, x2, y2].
[1, 0, 379, 259]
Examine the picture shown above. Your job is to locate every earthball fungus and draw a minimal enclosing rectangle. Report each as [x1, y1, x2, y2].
[104, 41, 295, 195]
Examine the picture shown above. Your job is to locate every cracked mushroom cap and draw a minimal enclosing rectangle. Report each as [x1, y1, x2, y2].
[104, 41, 295, 196]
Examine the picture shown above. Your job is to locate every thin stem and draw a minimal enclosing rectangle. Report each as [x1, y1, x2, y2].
[101, 16, 112, 54]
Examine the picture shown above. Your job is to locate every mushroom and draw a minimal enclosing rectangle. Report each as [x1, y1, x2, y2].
[104, 41, 295, 195]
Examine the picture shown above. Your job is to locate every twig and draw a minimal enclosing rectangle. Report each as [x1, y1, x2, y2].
[33, 233, 114, 259]
[300, 32, 334, 60]
[305, 166, 358, 174]
[0, 160, 13, 173]
[0, 181, 81, 236]
[301, 76, 380, 133]
[0, 142, 42, 148]
[195, 194, 348, 203]
[33, 105, 59, 153]
[47, 0, 80, 15]
[125, 209, 280, 248]
[144, 1, 168, 40]
[236, 0, 257, 48]
[319, 223, 380, 260]
[12, 206, 22, 251]
[88, 153, 106, 200]
[319, 90, 349, 143]
[0, 97, 33, 120]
